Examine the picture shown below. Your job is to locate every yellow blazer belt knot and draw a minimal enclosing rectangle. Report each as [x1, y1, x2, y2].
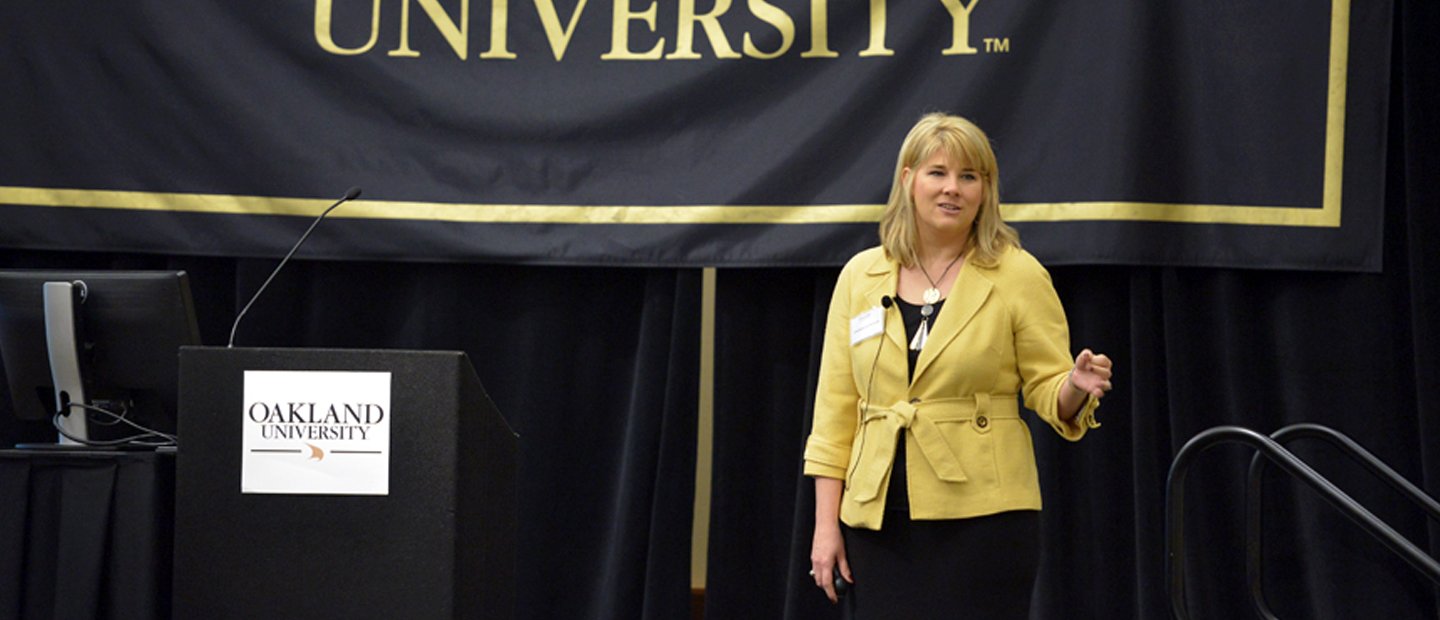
[847, 394, 1020, 503]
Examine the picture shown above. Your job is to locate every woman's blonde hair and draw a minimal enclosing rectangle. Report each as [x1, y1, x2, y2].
[878, 113, 1020, 268]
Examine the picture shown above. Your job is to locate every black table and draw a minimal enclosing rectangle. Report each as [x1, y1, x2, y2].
[0, 448, 174, 620]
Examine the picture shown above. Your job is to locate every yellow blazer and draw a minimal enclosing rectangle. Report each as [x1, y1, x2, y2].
[803, 245, 1100, 529]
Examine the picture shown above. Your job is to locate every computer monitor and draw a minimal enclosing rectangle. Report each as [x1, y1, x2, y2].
[0, 270, 201, 448]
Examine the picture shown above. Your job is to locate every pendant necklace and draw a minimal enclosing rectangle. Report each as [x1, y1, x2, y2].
[910, 251, 964, 351]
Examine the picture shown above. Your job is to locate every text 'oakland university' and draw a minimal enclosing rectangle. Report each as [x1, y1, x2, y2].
[315, 0, 993, 61]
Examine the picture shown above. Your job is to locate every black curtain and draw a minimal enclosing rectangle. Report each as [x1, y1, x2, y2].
[0, 252, 701, 620]
[707, 267, 837, 620]
[704, 1, 1440, 618]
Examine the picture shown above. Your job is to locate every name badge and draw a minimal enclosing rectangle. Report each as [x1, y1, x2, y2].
[850, 307, 884, 345]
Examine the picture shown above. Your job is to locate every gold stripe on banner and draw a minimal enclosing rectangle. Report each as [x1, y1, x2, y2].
[0, 186, 885, 224]
[1001, 201, 1332, 226]
[0, 2, 1350, 229]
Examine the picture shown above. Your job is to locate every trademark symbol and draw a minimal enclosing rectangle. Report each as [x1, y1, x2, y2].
[984, 38, 1010, 53]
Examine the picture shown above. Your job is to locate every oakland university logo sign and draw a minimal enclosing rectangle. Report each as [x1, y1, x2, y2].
[241, 370, 393, 495]
[248, 400, 387, 441]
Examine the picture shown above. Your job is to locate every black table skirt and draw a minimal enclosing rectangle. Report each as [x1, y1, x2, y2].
[0, 449, 174, 620]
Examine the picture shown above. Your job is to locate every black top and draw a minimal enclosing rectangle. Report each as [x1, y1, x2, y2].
[885, 297, 945, 512]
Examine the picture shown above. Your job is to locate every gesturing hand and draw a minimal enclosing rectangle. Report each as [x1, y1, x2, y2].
[1069, 349, 1113, 399]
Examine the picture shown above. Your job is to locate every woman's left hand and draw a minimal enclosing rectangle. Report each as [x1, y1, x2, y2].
[1069, 349, 1113, 399]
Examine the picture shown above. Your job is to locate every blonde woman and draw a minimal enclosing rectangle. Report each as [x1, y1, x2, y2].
[804, 113, 1113, 618]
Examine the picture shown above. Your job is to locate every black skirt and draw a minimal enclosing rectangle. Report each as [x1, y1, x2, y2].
[840, 507, 1041, 619]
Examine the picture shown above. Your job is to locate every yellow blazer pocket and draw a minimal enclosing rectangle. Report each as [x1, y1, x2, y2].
[933, 418, 998, 487]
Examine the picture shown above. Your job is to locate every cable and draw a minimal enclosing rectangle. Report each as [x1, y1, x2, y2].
[52, 401, 178, 448]
[846, 295, 892, 491]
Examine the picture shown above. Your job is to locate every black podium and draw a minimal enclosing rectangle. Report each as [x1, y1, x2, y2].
[172, 347, 515, 619]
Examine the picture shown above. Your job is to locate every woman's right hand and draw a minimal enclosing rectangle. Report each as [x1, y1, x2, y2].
[810, 524, 852, 603]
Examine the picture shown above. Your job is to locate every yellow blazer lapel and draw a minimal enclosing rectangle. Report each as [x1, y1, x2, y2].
[859, 253, 905, 351]
[912, 260, 993, 384]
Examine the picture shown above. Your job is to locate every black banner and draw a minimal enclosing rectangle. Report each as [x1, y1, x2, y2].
[0, 1, 1388, 269]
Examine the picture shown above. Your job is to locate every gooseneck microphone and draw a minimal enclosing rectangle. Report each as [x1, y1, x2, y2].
[227, 187, 362, 347]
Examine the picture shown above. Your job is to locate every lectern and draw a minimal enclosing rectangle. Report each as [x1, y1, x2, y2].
[172, 347, 515, 619]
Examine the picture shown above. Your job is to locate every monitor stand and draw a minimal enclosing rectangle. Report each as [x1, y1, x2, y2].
[43, 280, 90, 445]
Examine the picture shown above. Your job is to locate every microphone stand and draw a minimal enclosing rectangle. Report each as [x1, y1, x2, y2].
[227, 187, 362, 347]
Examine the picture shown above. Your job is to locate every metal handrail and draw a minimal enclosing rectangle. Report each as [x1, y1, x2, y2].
[1245, 423, 1440, 619]
[1166, 426, 1440, 619]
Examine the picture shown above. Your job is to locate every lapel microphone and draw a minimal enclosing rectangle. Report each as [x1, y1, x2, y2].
[227, 187, 362, 347]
